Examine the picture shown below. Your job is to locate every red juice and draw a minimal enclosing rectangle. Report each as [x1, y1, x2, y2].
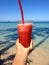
[18, 0, 32, 47]
[18, 23, 32, 48]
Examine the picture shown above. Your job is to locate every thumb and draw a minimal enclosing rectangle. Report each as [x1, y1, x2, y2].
[27, 39, 33, 53]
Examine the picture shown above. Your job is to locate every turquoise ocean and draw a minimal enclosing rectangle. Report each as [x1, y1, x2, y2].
[0, 22, 49, 48]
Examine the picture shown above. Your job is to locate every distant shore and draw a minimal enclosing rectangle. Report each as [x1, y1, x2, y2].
[0, 21, 49, 23]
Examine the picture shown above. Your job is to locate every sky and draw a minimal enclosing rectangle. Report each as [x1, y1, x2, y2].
[0, 0, 49, 21]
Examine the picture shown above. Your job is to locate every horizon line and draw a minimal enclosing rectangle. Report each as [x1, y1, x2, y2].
[0, 20, 49, 23]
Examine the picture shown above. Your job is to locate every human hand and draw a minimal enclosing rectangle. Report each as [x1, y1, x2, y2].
[16, 39, 33, 56]
[12, 39, 33, 65]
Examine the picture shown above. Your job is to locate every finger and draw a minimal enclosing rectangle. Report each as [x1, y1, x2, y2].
[16, 38, 19, 43]
[16, 38, 19, 45]
[16, 38, 23, 47]
[29, 39, 33, 50]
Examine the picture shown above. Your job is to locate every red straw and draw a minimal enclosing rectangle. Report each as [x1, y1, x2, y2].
[18, 0, 24, 24]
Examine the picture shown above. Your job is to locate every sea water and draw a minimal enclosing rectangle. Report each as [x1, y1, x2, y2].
[0, 22, 49, 49]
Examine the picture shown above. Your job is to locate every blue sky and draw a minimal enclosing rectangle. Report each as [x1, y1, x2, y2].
[0, 0, 49, 21]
